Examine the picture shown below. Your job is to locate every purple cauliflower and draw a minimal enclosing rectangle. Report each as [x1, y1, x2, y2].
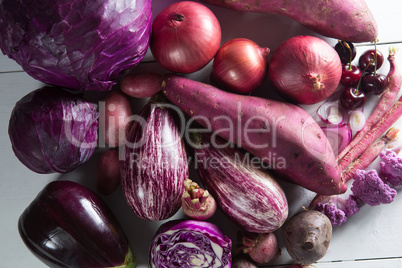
[380, 150, 402, 187]
[351, 169, 397, 206]
[316, 203, 346, 226]
[315, 195, 360, 226]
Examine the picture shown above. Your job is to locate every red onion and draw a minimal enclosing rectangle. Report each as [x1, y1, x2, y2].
[212, 38, 270, 94]
[316, 90, 349, 126]
[349, 110, 366, 132]
[268, 36, 342, 105]
[150, 1, 221, 74]
[321, 124, 352, 155]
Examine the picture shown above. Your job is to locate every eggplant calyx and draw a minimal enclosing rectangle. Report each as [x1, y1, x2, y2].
[108, 247, 136, 268]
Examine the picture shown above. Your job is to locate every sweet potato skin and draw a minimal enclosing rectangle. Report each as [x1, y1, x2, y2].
[161, 75, 345, 195]
[201, 0, 377, 43]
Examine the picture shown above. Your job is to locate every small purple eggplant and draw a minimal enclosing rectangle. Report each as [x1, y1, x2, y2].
[193, 133, 288, 233]
[121, 93, 189, 221]
[18, 180, 135, 268]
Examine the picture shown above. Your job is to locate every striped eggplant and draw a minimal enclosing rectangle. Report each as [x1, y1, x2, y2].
[121, 93, 189, 221]
[18, 180, 135, 268]
[193, 133, 288, 233]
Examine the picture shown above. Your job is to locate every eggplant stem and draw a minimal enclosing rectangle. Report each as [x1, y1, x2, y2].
[110, 247, 136, 268]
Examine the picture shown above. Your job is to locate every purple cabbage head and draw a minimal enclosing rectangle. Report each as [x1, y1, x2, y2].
[8, 86, 99, 173]
[0, 0, 152, 91]
[149, 220, 232, 268]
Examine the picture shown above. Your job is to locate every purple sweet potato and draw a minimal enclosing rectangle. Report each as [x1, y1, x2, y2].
[201, 0, 377, 43]
[161, 74, 345, 195]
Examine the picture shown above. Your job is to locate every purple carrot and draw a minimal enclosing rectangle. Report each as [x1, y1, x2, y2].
[342, 128, 399, 183]
[337, 46, 401, 165]
[309, 126, 401, 210]
[338, 95, 402, 172]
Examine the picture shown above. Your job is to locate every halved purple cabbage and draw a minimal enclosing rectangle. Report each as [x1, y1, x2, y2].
[149, 220, 232, 268]
[8, 86, 99, 173]
[0, 0, 152, 91]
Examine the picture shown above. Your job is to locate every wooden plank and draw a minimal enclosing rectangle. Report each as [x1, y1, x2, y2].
[264, 258, 402, 267]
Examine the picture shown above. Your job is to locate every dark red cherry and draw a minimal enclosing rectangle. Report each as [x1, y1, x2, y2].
[361, 73, 388, 95]
[359, 49, 384, 73]
[340, 87, 367, 110]
[340, 64, 363, 87]
[335, 41, 356, 64]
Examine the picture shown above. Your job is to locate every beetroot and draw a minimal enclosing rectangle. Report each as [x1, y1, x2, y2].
[284, 210, 332, 265]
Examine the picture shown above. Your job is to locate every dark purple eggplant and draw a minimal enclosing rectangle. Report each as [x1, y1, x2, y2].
[121, 93, 188, 221]
[18, 180, 135, 268]
[193, 133, 288, 233]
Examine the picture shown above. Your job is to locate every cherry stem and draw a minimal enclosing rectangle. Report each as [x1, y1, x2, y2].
[373, 39, 379, 76]
[354, 75, 363, 95]
[338, 40, 353, 69]
[345, 42, 353, 67]
[355, 58, 375, 94]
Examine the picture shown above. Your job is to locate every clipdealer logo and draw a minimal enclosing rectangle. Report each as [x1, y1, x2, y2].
[65, 100, 335, 169]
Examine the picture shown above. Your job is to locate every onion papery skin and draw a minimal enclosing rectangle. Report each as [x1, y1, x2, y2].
[121, 94, 189, 221]
[149, 220, 232, 268]
[150, 1, 221, 74]
[268, 36, 342, 105]
[0, 0, 152, 91]
[212, 38, 270, 94]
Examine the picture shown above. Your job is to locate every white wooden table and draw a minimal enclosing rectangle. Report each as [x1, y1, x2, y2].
[1, 0, 402, 267]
